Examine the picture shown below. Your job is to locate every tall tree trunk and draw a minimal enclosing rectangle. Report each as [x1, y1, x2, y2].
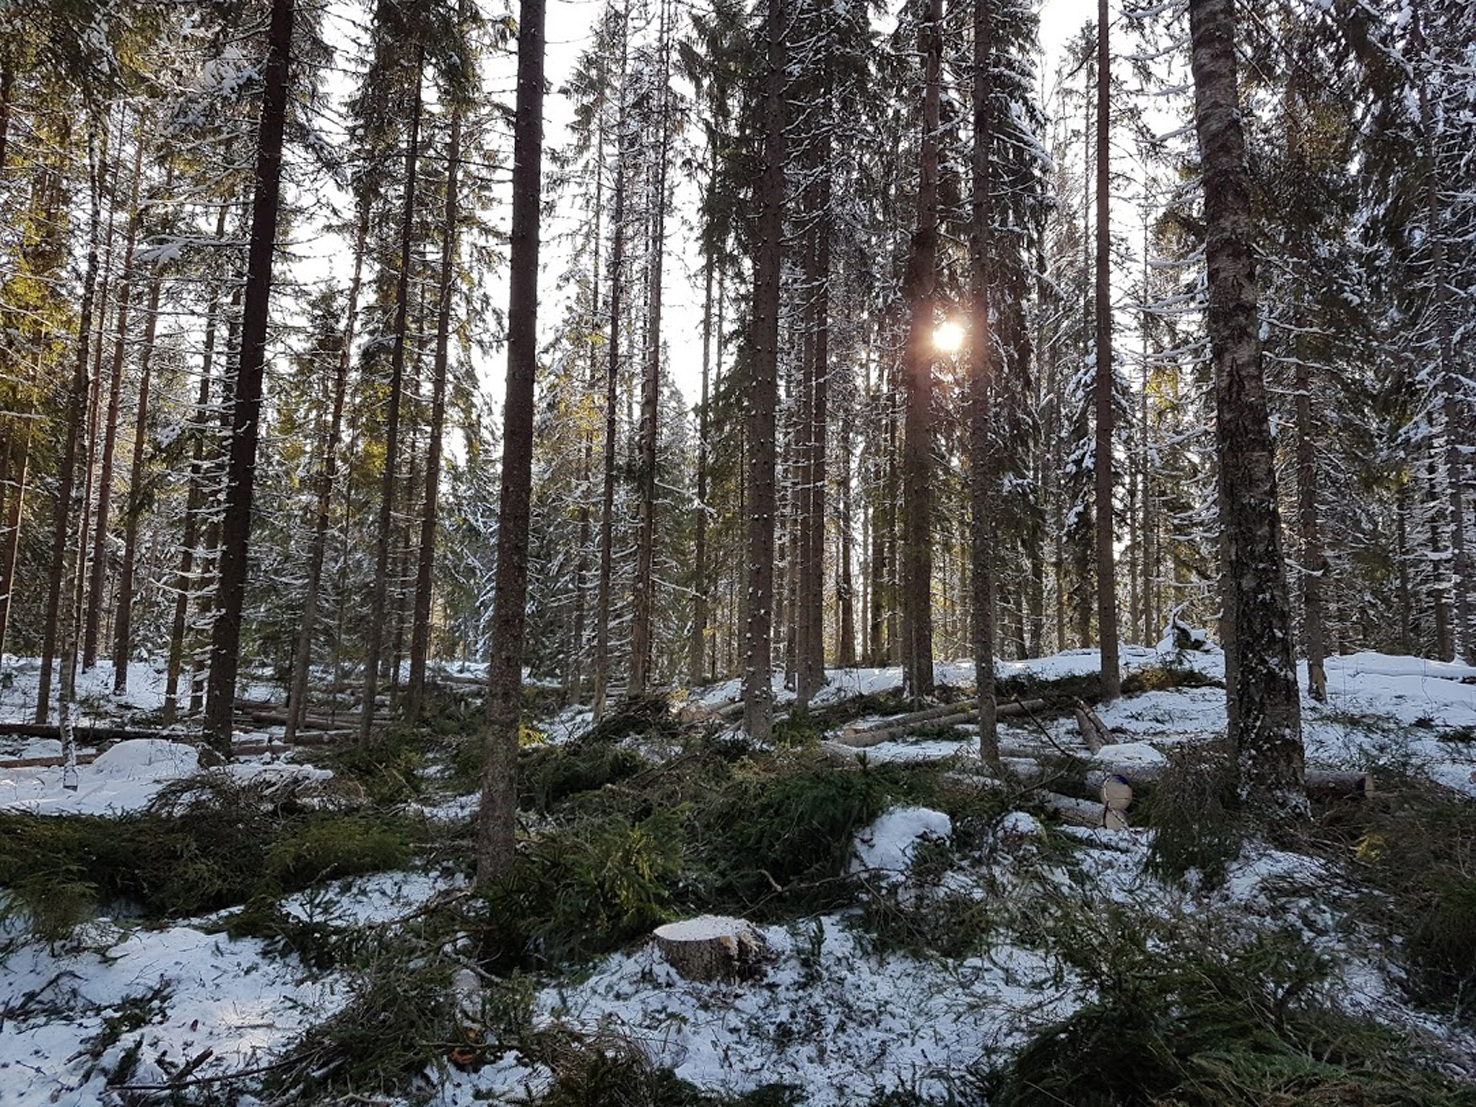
[84, 116, 147, 671]
[970, 0, 998, 765]
[593, 32, 629, 720]
[361, 58, 424, 742]
[689, 248, 713, 686]
[1189, 0, 1305, 817]
[163, 210, 228, 724]
[407, 79, 465, 721]
[44, 119, 100, 739]
[477, 0, 546, 885]
[900, 0, 940, 703]
[838, 343, 857, 669]
[202, 0, 296, 752]
[1413, 9, 1472, 664]
[285, 213, 365, 738]
[1293, 348, 1326, 700]
[0, 395, 34, 658]
[631, 0, 671, 695]
[570, 119, 605, 701]
[743, 0, 786, 740]
[801, 75, 831, 707]
[111, 262, 164, 691]
[1094, 0, 1120, 698]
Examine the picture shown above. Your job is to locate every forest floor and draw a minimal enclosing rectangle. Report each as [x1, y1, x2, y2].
[3, 640, 1476, 1105]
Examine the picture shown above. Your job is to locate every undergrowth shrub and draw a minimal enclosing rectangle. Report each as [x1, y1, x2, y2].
[1313, 774, 1476, 1017]
[481, 808, 686, 968]
[520, 741, 651, 811]
[0, 775, 418, 937]
[988, 910, 1475, 1106]
[330, 731, 425, 804]
[585, 693, 680, 744]
[1142, 740, 1244, 886]
[269, 954, 457, 1100]
[705, 762, 893, 898]
[264, 815, 412, 887]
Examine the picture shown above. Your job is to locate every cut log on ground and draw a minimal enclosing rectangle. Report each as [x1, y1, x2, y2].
[0, 722, 179, 743]
[653, 915, 769, 982]
[1072, 699, 1112, 753]
[838, 698, 1046, 747]
[1041, 791, 1129, 830]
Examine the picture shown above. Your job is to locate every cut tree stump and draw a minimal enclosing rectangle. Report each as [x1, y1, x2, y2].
[653, 915, 769, 982]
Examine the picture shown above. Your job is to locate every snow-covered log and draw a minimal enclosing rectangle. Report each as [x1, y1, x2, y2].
[837, 698, 1046, 747]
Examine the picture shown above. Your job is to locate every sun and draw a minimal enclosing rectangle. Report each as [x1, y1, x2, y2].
[933, 320, 964, 354]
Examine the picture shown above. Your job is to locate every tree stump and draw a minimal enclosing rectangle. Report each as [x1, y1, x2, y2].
[653, 916, 769, 982]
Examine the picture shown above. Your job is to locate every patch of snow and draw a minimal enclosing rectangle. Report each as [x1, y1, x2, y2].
[0, 920, 344, 1106]
[851, 806, 952, 880]
[1093, 741, 1168, 768]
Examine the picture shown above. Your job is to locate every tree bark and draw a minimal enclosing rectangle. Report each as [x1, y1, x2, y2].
[83, 115, 147, 671]
[1094, 0, 1121, 699]
[631, 0, 671, 695]
[1189, 0, 1305, 818]
[202, 0, 296, 753]
[593, 27, 629, 720]
[36, 119, 100, 724]
[743, 0, 786, 740]
[284, 211, 367, 739]
[361, 58, 424, 742]
[406, 72, 465, 721]
[970, 0, 999, 767]
[477, 0, 546, 885]
[900, 0, 940, 703]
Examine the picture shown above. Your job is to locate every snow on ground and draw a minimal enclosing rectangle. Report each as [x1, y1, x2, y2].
[850, 806, 952, 880]
[0, 739, 333, 816]
[0, 918, 346, 1107]
[280, 869, 467, 928]
[0, 658, 282, 731]
[490, 915, 1069, 1106]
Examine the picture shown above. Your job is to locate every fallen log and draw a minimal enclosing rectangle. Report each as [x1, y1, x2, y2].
[0, 722, 179, 743]
[1041, 791, 1129, 831]
[1072, 699, 1112, 754]
[837, 698, 1046, 747]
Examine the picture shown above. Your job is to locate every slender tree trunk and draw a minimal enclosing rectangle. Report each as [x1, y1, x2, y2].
[838, 348, 857, 669]
[284, 219, 366, 739]
[477, 0, 546, 885]
[593, 33, 629, 719]
[84, 116, 147, 670]
[1412, 11, 1472, 664]
[743, 0, 786, 740]
[1189, 0, 1305, 816]
[802, 78, 831, 707]
[900, 0, 941, 703]
[361, 59, 424, 742]
[1293, 347, 1327, 700]
[631, 0, 671, 694]
[407, 81, 464, 720]
[37, 121, 100, 724]
[1094, 0, 1120, 698]
[202, 0, 296, 752]
[0, 400, 34, 658]
[689, 247, 713, 686]
[44, 120, 100, 739]
[111, 263, 164, 691]
[970, 0, 999, 765]
[163, 214, 227, 723]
